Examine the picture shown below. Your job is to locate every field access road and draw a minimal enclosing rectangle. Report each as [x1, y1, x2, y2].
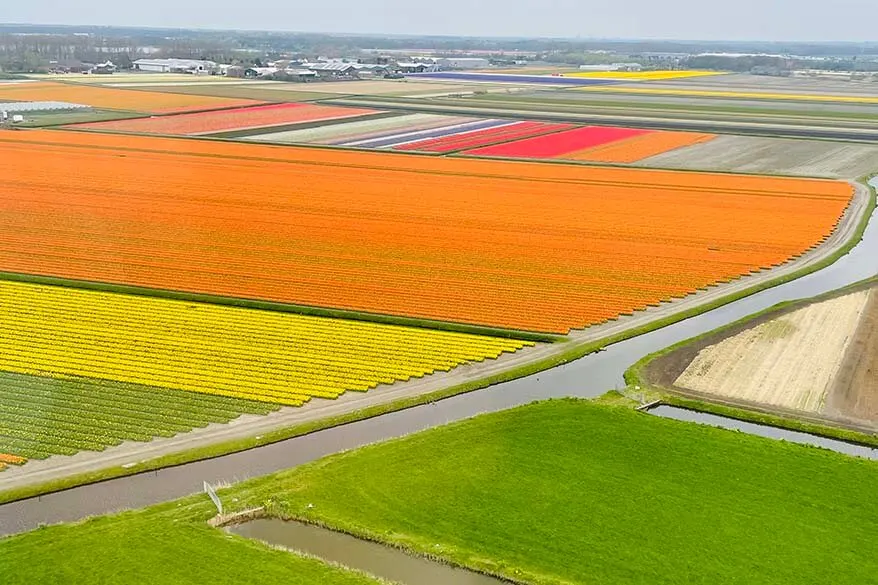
[0, 181, 875, 537]
[326, 98, 878, 142]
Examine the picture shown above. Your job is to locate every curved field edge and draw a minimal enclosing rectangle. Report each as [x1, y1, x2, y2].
[625, 274, 878, 449]
[0, 175, 872, 506]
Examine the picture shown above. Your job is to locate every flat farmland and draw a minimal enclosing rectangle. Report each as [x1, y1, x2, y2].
[513, 88, 878, 117]
[0, 129, 852, 333]
[635, 72, 878, 94]
[577, 82, 878, 104]
[0, 371, 278, 463]
[0, 81, 262, 113]
[463, 125, 651, 158]
[152, 80, 482, 100]
[242, 113, 485, 145]
[462, 124, 715, 162]
[645, 283, 878, 428]
[565, 70, 726, 81]
[69, 103, 381, 136]
[579, 130, 715, 163]
[636, 135, 878, 179]
[0, 279, 530, 462]
[675, 291, 869, 411]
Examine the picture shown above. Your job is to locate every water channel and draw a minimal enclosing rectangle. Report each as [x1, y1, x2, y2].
[1, 180, 877, 536]
[228, 519, 507, 585]
[649, 405, 878, 460]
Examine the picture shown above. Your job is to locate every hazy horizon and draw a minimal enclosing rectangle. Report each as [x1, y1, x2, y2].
[4, 0, 878, 43]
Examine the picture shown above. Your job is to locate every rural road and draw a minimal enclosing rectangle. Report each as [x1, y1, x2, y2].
[0, 181, 869, 496]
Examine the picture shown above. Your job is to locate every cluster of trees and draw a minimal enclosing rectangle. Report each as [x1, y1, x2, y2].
[685, 54, 878, 74]
[3, 25, 878, 75]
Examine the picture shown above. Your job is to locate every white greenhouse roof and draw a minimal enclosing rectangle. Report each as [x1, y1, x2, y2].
[0, 101, 90, 113]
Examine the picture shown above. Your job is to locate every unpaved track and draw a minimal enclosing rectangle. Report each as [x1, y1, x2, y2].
[0, 181, 867, 496]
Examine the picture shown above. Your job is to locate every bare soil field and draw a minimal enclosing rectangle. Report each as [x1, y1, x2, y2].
[826, 291, 878, 421]
[674, 291, 870, 412]
[647, 278, 878, 429]
[637, 135, 878, 178]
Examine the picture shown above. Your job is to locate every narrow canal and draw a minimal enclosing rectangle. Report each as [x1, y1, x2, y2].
[229, 519, 508, 585]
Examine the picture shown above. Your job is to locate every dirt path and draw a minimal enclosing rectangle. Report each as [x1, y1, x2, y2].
[0, 181, 870, 494]
[826, 289, 878, 422]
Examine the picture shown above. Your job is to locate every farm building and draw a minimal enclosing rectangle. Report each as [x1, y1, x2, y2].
[579, 63, 642, 72]
[437, 57, 491, 70]
[396, 62, 433, 73]
[0, 101, 90, 113]
[133, 59, 218, 74]
[306, 63, 360, 78]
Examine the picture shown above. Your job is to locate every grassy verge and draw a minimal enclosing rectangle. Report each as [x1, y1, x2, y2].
[0, 499, 382, 585]
[660, 395, 878, 448]
[1, 175, 872, 506]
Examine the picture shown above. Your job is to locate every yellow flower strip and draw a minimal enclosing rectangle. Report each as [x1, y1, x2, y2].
[576, 85, 878, 104]
[565, 70, 727, 81]
[0, 281, 533, 406]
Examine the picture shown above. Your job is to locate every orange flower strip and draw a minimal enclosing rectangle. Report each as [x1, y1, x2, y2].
[0, 130, 852, 333]
[564, 131, 717, 163]
[70, 103, 380, 135]
[0, 81, 261, 113]
[0, 453, 27, 465]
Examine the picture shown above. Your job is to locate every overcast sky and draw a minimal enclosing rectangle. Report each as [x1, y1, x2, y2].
[5, 0, 878, 42]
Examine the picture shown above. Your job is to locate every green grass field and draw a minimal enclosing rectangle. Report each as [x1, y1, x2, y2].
[0, 507, 381, 585]
[15, 109, 146, 127]
[228, 399, 878, 584]
[4, 399, 874, 584]
[0, 372, 277, 460]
